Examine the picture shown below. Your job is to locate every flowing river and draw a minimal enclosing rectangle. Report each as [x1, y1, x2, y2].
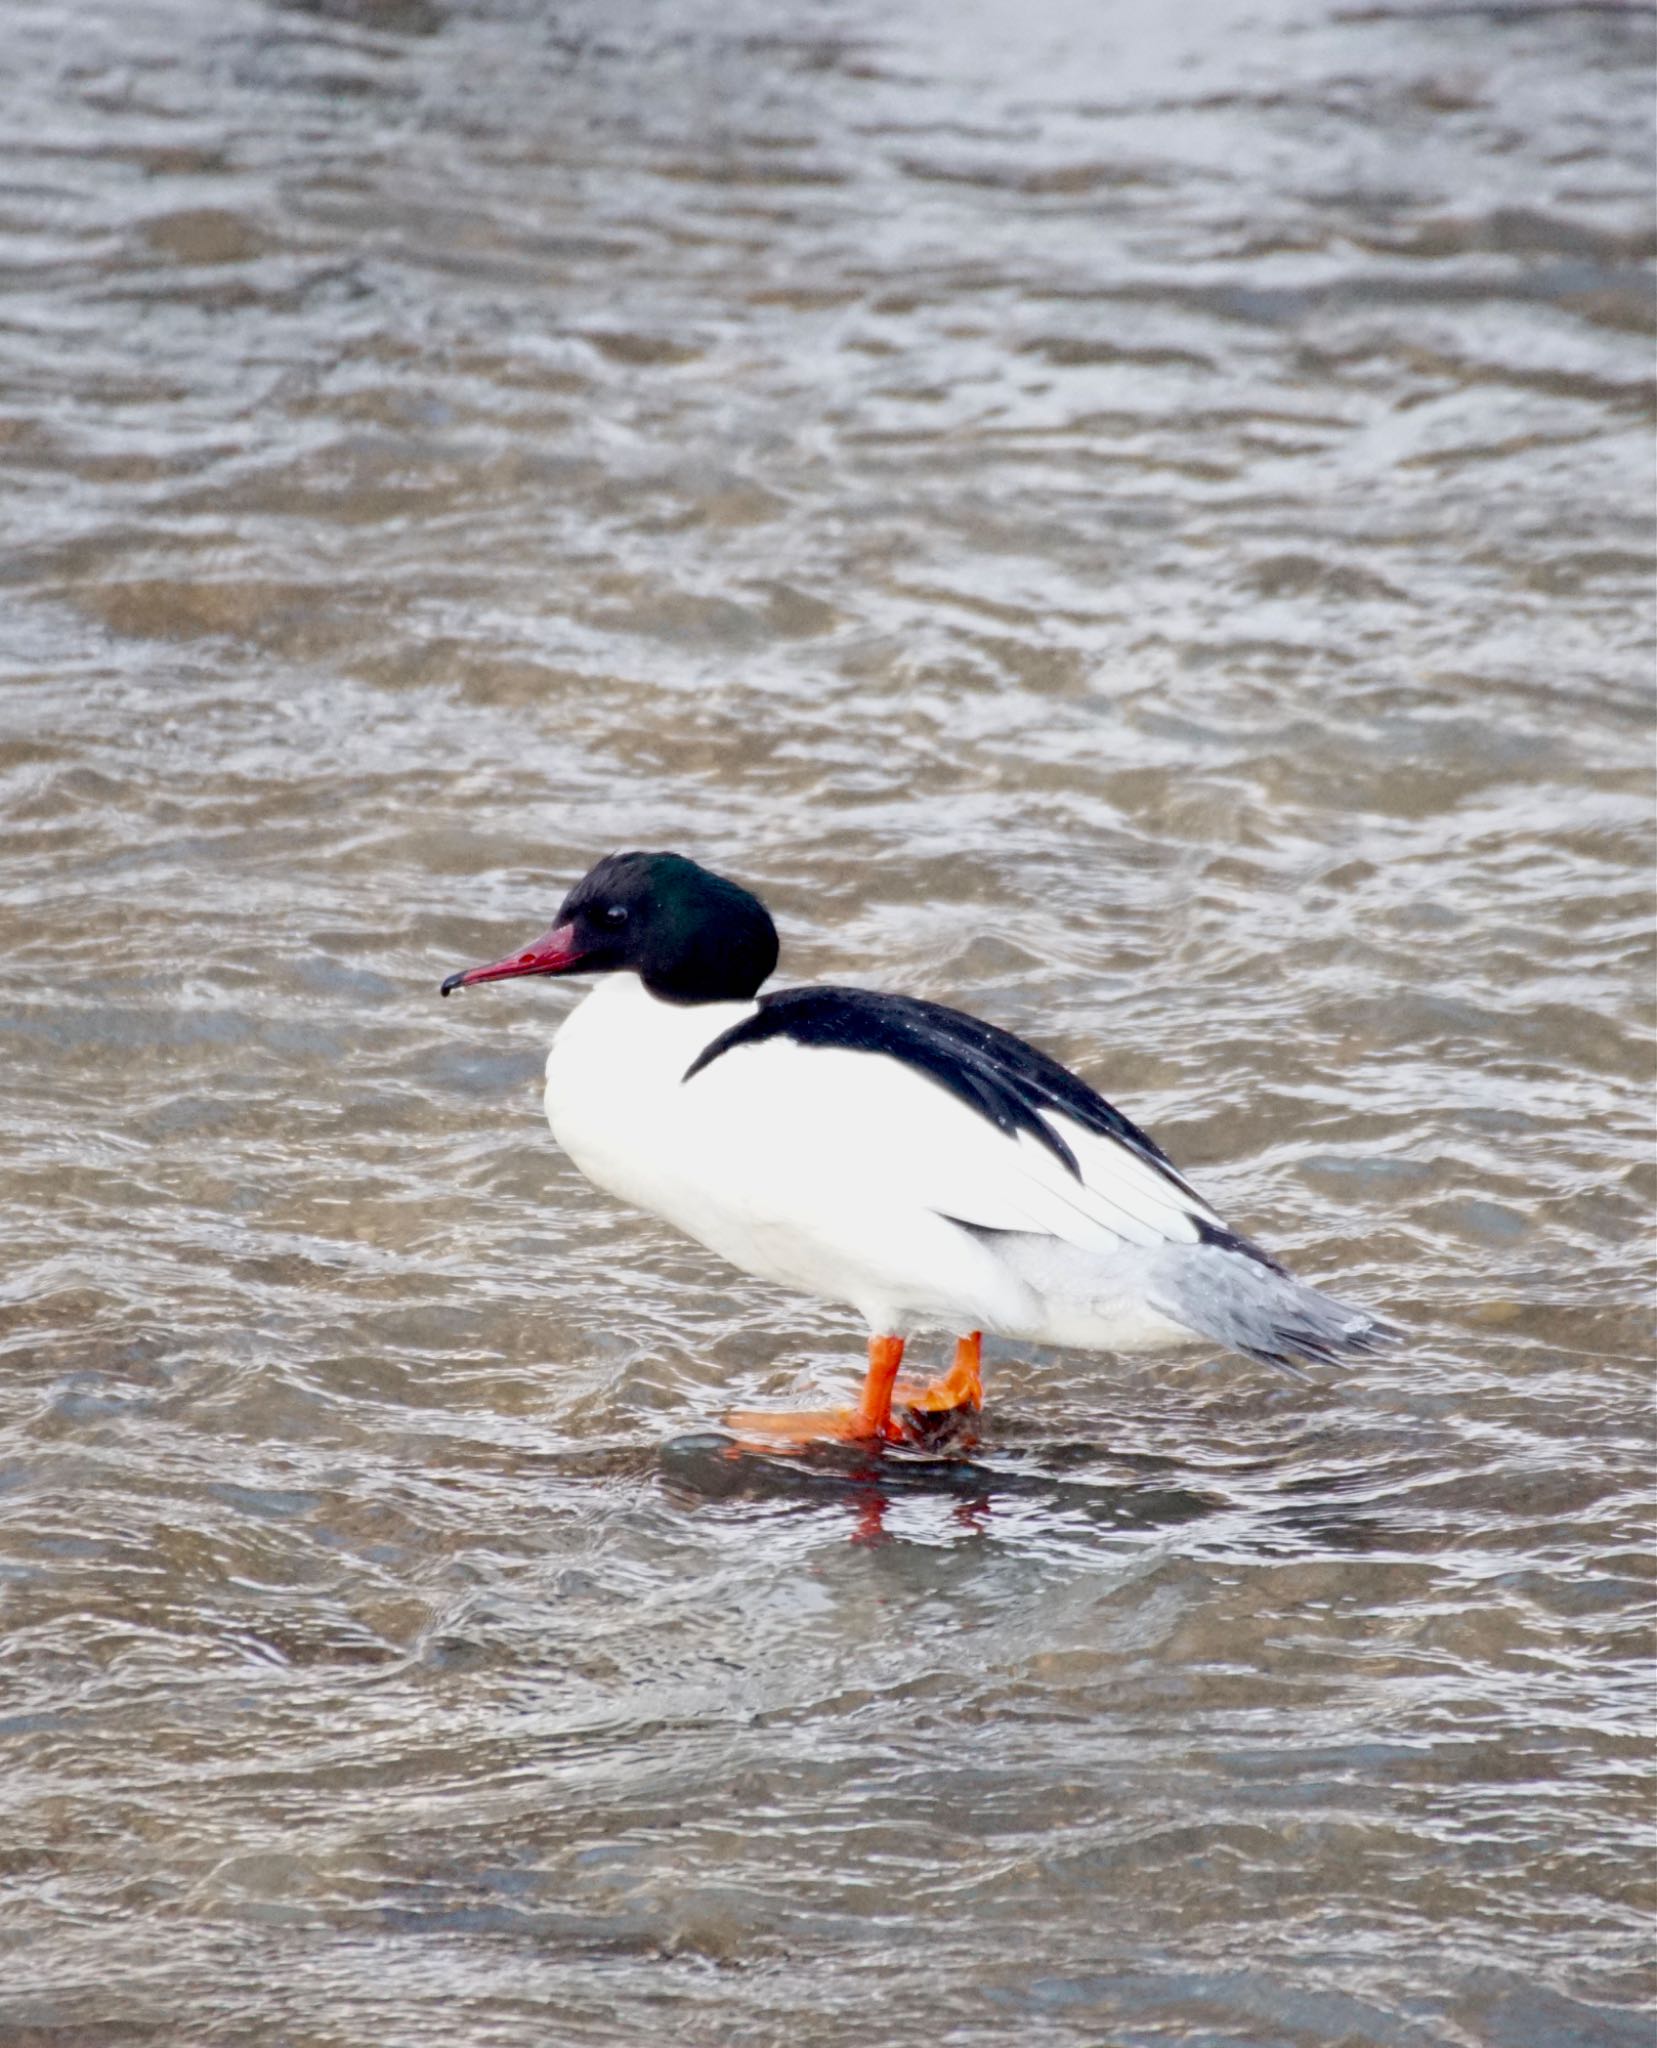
[1, 2, 1652, 2043]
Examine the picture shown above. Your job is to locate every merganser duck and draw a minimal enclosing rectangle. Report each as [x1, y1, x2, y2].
[441, 851, 1394, 1447]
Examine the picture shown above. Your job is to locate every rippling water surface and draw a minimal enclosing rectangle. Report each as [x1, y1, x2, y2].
[1, 1, 1652, 2042]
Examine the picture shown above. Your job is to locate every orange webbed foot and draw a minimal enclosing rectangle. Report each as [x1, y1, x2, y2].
[723, 1335, 908, 1455]
[722, 1404, 902, 1452]
[894, 1332, 983, 1443]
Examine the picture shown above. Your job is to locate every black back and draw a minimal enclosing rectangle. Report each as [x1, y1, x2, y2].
[685, 983, 1202, 1199]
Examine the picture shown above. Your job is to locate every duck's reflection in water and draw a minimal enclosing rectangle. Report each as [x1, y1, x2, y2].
[659, 1431, 1231, 1550]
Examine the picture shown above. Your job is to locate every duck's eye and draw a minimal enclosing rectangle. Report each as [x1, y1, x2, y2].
[600, 904, 629, 928]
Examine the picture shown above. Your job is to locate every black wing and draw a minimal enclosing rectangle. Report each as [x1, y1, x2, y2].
[684, 984, 1201, 1202]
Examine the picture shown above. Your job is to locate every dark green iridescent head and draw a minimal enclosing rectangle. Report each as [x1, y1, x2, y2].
[440, 851, 780, 1004]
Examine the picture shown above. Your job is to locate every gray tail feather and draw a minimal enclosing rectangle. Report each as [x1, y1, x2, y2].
[1148, 1242, 1401, 1381]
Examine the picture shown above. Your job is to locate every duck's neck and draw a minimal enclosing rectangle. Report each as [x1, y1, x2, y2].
[554, 971, 761, 1065]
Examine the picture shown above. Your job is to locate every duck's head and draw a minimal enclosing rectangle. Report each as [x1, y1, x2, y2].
[440, 850, 779, 1005]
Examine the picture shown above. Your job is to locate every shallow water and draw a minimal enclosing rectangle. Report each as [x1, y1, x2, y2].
[1, 1, 1653, 2043]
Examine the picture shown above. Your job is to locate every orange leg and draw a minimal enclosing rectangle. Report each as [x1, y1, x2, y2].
[725, 1335, 907, 1450]
[896, 1331, 983, 1418]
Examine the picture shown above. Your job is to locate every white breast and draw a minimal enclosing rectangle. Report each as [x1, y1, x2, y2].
[543, 973, 757, 1224]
